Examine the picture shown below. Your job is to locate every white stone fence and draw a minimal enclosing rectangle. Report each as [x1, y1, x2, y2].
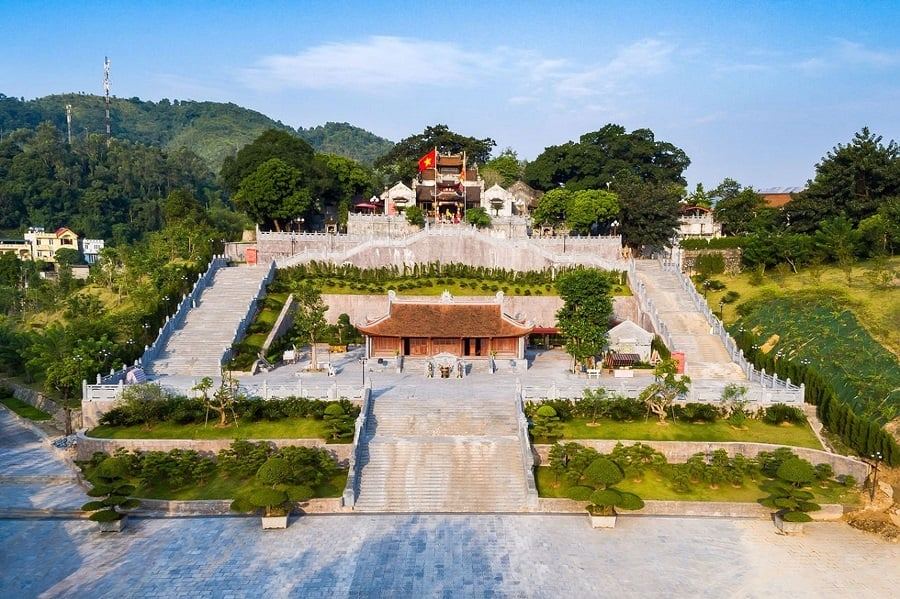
[219, 260, 277, 368]
[626, 259, 675, 349]
[342, 385, 372, 508]
[515, 383, 540, 508]
[660, 250, 803, 402]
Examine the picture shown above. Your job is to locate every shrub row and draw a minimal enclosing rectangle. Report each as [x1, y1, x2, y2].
[100, 394, 360, 428]
[83, 441, 340, 492]
[525, 397, 805, 426]
[548, 442, 853, 498]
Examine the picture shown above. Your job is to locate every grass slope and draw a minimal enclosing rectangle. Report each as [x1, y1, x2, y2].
[535, 468, 858, 505]
[554, 418, 822, 448]
[87, 417, 337, 441]
[0, 395, 51, 421]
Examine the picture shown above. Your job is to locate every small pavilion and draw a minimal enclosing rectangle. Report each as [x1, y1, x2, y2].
[358, 292, 533, 360]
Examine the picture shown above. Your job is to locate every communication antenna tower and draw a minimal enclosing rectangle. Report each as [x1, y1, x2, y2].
[65, 104, 73, 144]
[103, 56, 111, 142]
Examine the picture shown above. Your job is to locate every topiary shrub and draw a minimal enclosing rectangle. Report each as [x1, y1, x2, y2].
[581, 457, 624, 489]
[566, 485, 594, 501]
[763, 404, 806, 425]
[256, 457, 293, 488]
[531, 405, 563, 441]
[81, 457, 140, 524]
[323, 402, 354, 440]
[776, 457, 816, 487]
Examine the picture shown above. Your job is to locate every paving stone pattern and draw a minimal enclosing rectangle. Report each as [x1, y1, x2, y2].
[0, 410, 87, 511]
[0, 515, 897, 598]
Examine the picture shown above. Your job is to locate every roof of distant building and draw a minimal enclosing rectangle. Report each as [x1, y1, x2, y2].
[358, 299, 533, 338]
[758, 186, 805, 195]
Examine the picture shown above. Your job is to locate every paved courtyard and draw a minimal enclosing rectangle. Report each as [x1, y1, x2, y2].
[1, 514, 897, 598]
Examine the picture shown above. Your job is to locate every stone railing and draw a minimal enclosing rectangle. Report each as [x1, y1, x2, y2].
[662, 250, 803, 402]
[140, 255, 228, 369]
[342, 385, 372, 508]
[515, 382, 540, 508]
[626, 259, 674, 349]
[220, 260, 276, 368]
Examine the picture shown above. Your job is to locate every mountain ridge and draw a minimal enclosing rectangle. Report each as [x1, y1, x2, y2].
[0, 93, 394, 170]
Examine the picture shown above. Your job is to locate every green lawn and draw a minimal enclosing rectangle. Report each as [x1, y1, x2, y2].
[87, 417, 341, 441]
[0, 395, 52, 421]
[535, 467, 858, 505]
[77, 460, 347, 501]
[553, 418, 822, 449]
[135, 471, 348, 501]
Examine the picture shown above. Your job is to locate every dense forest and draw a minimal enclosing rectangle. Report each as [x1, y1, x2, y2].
[0, 93, 394, 170]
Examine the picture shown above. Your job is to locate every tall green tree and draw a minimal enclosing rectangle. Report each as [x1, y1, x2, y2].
[220, 129, 321, 194]
[555, 270, 614, 371]
[532, 188, 573, 227]
[786, 128, 900, 231]
[711, 181, 769, 235]
[234, 158, 314, 231]
[618, 182, 682, 251]
[483, 148, 522, 187]
[374, 124, 495, 183]
[289, 283, 330, 372]
[525, 124, 690, 191]
[566, 190, 620, 235]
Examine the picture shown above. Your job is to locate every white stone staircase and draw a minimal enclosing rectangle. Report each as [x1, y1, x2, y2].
[353, 390, 531, 512]
[635, 261, 744, 380]
[146, 266, 271, 377]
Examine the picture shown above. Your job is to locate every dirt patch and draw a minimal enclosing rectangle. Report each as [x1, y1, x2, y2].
[846, 511, 900, 542]
[759, 334, 780, 354]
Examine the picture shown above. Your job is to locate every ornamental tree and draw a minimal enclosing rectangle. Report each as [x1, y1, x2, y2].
[234, 158, 314, 232]
[81, 456, 140, 524]
[581, 457, 644, 516]
[565, 190, 619, 235]
[289, 282, 330, 371]
[555, 269, 614, 372]
[640, 359, 691, 423]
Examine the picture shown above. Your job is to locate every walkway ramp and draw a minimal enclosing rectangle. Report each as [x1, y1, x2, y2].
[635, 261, 745, 380]
[353, 387, 531, 512]
[146, 266, 270, 378]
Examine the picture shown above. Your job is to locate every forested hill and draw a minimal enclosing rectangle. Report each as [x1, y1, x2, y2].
[0, 93, 393, 169]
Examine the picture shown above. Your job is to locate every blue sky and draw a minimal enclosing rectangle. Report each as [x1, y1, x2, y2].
[2, 0, 899, 188]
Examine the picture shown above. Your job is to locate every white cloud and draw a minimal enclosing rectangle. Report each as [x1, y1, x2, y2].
[241, 36, 677, 113]
[240, 36, 486, 91]
[833, 38, 898, 67]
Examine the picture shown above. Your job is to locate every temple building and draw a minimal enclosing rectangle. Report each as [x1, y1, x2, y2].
[358, 292, 533, 360]
[382, 152, 485, 219]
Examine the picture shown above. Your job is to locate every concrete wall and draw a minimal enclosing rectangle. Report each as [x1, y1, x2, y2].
[75, 432, 353, 466]
[1, 377, 81, 430]
[533, 440, 869, 483]
[347, 215, 420, 237]
[135, 497, 347, 516]
[535, 496, 843, 520]
[320, 294, 638, 329]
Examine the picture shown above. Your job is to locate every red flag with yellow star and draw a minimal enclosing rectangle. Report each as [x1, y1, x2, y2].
[418, 149, 437, 172]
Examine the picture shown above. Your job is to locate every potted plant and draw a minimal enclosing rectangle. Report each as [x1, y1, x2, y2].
[759, 457, 821, 535]
[81, 456, 140, 533]
[581, 457, 644, 528]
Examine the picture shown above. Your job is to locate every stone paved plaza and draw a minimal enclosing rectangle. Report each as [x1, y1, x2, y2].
[1, 514, 897, 598]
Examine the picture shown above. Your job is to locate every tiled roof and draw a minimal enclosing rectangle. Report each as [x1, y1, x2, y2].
[359, 302, 533, 338]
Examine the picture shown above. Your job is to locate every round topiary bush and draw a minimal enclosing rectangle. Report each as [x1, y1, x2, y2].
[615, 491, 645, 511]
[248, 487, 289, 515]
[287, 484, 315, 502]
[776, 458, 816, 487]
[324, 403, 345, 417]
[582, 458, 625, 489]
[256, 457, 292, 487]
[535, 405, 558, 418]
[566, 485, 594, 501]
[589, 488, 622, 509]
[781, 510, 813, 523]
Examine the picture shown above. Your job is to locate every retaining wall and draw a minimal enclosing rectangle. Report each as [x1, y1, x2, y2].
[75, 433, 353, 465]
[535, 496, 844, 520]
[135, 497, 347, 516]
[1, 377, 81, 430]
[533, 440, 869, 483]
